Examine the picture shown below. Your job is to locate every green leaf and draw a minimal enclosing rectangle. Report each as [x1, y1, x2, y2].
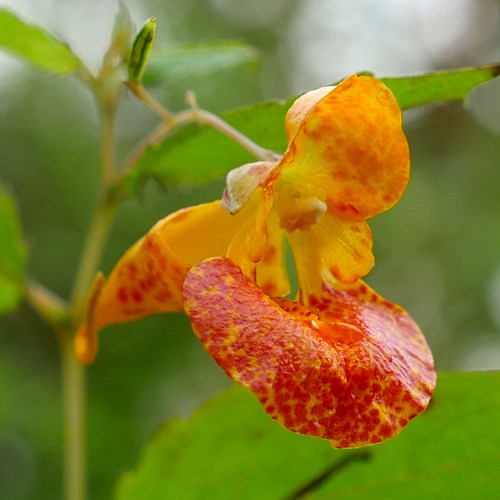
[116, 372, 500, 500]
[0, 184, 26, 314]
[0, 9, 83, 74]
[143, 41, 259, 87]
[121, 99, 290, 195]
[380, 63, 500, 110]
[121, 63, 499, 195]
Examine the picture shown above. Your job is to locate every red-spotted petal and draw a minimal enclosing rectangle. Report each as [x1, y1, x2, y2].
[281, 75, 410, 219]
[287, 206, 374, 295]
[183, 257, 436, 448]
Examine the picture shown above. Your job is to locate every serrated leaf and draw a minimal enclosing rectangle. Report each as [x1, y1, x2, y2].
[0, 184, 26, 314]
[121, 63, 499, 195]
[0, 8, 83, 74]
[380, 63, 500, 110]
[116, 372, 500, 500]
[143, 41, 259, 87]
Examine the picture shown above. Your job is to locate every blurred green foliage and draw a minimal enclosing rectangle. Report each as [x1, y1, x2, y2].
[117, 373, 500, 499]
[0, 1, 499, 499]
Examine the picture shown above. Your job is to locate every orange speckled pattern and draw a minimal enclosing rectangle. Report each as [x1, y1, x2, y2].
[184, 257, 436, 448]
[281, 75, 409, 220]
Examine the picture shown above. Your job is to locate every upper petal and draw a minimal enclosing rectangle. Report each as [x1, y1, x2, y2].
[183, 257, 436, 448]
[282, 75, 410, 219]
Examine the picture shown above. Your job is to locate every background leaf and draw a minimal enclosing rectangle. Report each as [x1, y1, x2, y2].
[121, 99, 290, 195]
[143, 41, 259, 87]
[122, 64, 499, 195]
[0, 184, 26, 314]
[0, 9, 83, 74]
[116, 372, 500, 500]
[380, 63, 500, 110]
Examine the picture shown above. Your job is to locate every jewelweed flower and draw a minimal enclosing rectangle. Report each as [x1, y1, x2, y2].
[75, 75, 436, 447]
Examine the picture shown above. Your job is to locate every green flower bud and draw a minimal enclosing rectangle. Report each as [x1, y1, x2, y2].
[128, 17, 157, 83]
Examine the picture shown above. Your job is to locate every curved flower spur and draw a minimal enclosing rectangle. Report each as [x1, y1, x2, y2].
[76, 75, 436, 448]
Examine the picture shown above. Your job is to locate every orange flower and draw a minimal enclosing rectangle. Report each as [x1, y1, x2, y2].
[75, 74, 435, 448]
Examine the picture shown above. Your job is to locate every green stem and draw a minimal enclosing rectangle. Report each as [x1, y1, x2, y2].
[25, 279, 69, 335]
[61, 330, 87, 500]
[123, 83, 278, 173]
[70, 200, 117, 319]
[61, 88, 119, 499]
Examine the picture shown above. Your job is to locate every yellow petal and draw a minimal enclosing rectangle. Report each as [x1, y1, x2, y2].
[287, 208, 374, 297]
[255, 211, 290, 297]
[282, 75, 410, 219]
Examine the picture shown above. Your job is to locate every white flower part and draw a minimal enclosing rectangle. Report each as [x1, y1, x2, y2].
[285, 85, 336, 140]
[221, 160, 277, 215]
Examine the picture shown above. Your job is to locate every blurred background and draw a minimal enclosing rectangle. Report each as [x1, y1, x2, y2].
[0, 0, 499, 498]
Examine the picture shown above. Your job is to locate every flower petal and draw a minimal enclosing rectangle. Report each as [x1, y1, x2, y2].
[282, 75, 410, 219]
[287, 207, 374, 296]
[221, 160, 277, 215]
[76, 200, 253, 363]
[255, 211, 290, 297]
[183, 257, 435, 448]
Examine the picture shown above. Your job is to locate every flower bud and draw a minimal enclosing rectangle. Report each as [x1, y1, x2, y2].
[128, 17, 156, 83]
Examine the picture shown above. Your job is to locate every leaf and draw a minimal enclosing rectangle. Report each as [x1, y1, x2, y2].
[143, 41, 259, 87]
[121, 63, 499, 195]
[380, 63, 500, 110]
[0, 8, 83, 74]
[121, 99, 290, 194]
[0, 184, 26, 314]
[116, 372, 500, 500]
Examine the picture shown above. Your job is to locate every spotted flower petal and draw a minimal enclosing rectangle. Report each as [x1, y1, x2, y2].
[281, 75, 410, 219]
[285, 204, 374, 292]
[75, 199, 288, 363]
[183, 257, 436, 448]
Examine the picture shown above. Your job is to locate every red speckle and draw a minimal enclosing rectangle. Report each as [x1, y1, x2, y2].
[262, 245, 277, 264]
[126, 262, 138, 276]
[117, 286, 128, 304]
[378, 423, 393, 439]
[131, 289, 143, 303]
[139, 276, 156, 292]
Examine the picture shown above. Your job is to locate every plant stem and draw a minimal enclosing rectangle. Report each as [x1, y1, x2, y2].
[61, 199, 117, 500]
[100, 105, 116, 185]
[61, 330, 87, 500]
[25, 280, 69, 337]
[70, 200, 117, 319]
[122, 83, 278, 177]
[61, 86, 119, 498]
